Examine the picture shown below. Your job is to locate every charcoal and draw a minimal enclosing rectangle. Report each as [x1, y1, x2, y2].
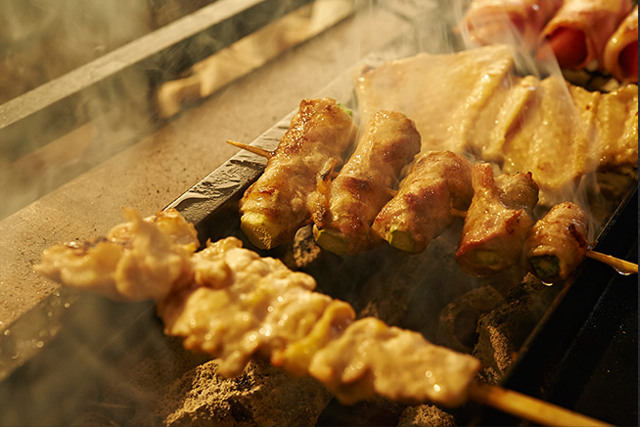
[436, 286, 505, 353]
[148, 359, 331, 426]
[397, 403, 457, 427]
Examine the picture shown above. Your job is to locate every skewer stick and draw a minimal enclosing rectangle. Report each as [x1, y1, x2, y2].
[586, 250, 638, 275]
[226, 140, 274, 159]
[450, 207, 467, 218]
[469, 381, 611, 426]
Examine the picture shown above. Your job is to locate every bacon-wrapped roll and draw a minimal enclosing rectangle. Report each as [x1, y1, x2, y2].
[525, 202, 589, 283]
[456, 163, 538, 276]
[372, 151, 473, 254]
[239, 98, 356, 250]
[460, 0, 562, 49]
[603, 5, 638, 83]
[312, 110, 421, 255]
[538, 0, 633, 69]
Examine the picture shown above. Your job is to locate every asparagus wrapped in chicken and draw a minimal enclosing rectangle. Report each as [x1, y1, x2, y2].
[36, 208, 481, 408]
[312, 110, 421, 255]
[239, 98, 357, 250]
[525, 201, 589, 283]
[372, 151, 473, 254]
[456, 163, 539, 276]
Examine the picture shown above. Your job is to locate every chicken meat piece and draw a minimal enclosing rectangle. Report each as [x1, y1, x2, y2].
[355, 44, 516, 153]
[159, 236, 350, 377]
[372, 151, 473, 254]
[525, 201, 589, 283]
[312, 110, 421, 255]
[456, 163, 539, 276]
[239, 97, 357, 250]
[356, 46, 638, 206]
[35, 208, 199, 302]
[308, 317, 480, 407]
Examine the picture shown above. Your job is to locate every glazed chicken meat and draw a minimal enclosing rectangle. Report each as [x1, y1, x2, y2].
[372, 151, 474, 254]
[36, 209, 481, 408]
[312, 110, 421, 255]
[455, 163, 539, 276]
[239, 97, 357, 250]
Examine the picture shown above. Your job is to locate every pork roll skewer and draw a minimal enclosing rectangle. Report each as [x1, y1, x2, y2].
[538, 0, 633, 69]
[603, 5, 638, 83]
[239, 98, 357, 250]
[456, 163, 538, 276]
[460, 0, 562, 49]
[372, 151, 473, 254]
[526, 201, 638, 282]
[312, 110, 421, 255]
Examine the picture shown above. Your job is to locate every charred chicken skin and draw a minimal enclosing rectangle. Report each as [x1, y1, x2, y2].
[372, 151, 473, 254]
[239, 98, 356, 250]
[525, 201, 589, 283]
[456, 163, 539, 276]
[312, 110, 421, 255]
[36, 209, 481, 408]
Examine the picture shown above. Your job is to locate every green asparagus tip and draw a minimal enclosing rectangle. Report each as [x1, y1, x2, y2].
[474, 249, 499, 267]
[388, 228, 415, 253]
[314, 227, 349, 256]
[337, 103, 353, 116]
[528, 255, 560, 283]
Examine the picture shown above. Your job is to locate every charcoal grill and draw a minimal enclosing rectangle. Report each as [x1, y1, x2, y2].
[0, 1, 637, 425]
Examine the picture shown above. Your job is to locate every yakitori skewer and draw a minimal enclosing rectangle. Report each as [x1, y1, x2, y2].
[236, 97, 357, 250]
[229, 139, 638, 278]
[35, 208, 613, 427]
[525, 202, 638, 282]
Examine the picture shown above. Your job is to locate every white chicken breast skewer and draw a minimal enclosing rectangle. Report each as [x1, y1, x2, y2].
[35, 208, 609, 425]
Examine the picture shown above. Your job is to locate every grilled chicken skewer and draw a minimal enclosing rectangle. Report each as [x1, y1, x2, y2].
[228, 137, 636, 278]
[456, 163, 539, 276]
[526, 201, 638, 282]
[312, 110, 421, 255]
[238, 98, 357, 250]
[35, 208, 610, 426]
[372, 151, 473, 254]
[525, 201, 589, 282]
[36, 209, 480, 407]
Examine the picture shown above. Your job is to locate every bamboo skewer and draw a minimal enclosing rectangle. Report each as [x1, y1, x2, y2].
[586, 250, 638, 275]
[469, 382, 612, 426]
[226, 139, 274, 159]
